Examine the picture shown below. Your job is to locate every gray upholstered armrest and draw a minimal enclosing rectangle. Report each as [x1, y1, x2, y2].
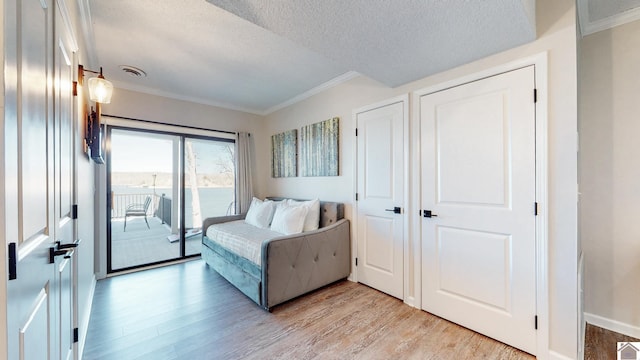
[202, 214, 246, 233]
[260, 219, 351, 309]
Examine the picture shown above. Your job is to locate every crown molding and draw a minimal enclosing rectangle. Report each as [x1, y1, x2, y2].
[111, 81, 266, 115]
[578, 0, 640, 36]
[263, 71, 360, 115]
[76, 0, 98, 67]
[112, 71, 361, 117]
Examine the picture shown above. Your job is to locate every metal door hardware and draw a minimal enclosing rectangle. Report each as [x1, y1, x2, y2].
[385, 207, 402, 214]
[422, 210, 438, 218]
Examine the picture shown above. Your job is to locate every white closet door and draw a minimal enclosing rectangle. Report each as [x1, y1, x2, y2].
[356, 100, 406, 299]
[420, 66, 537, 354]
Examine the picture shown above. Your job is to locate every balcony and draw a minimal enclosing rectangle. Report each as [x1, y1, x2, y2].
[110, 192, 201, 270]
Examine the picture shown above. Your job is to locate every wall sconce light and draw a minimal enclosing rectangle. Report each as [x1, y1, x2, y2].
[77, 65, 113, 104]
[85, 106, 105, 164]
[74, 65, 111, 164]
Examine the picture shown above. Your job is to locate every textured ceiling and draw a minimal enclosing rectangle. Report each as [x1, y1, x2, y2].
[207, 0, 536, 87]
[87, 0, 536, 115]
[89, 0, 347, 113]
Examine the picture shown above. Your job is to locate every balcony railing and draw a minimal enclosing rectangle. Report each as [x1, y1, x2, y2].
[111, 192, 169, 220]
[111, 190, 234, 227]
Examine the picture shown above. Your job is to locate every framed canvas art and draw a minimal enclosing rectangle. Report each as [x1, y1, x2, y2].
[300, 117, 339, 176]
[271, 129, 297, 177]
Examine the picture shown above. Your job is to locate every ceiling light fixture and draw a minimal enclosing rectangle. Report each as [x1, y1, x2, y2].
[77, 65, 114, 104]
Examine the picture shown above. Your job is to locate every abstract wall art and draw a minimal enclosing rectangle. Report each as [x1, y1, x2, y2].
[271, 129, 297, 178]
[300, 117, 339, 177]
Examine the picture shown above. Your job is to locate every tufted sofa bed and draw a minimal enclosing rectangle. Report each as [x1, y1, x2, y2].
[201, 198, 351, 310]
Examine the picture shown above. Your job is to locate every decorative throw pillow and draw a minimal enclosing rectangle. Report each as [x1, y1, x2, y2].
[287, 199, 320, 232]
[244, 197, 275, 229]
[270, 201, 309, 235]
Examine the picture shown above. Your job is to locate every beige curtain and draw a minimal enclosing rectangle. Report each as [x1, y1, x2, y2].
[235, 132, 253, 214]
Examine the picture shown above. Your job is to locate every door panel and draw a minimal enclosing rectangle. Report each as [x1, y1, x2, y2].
[363, 216, 394, 273]
[54, 2, 76, 358]
[19, 289, 50, 360]
[420, 66, 536, 354]
[364, 118, 392, 198]
[436, 92, 508, 206]
[6, 0, 70, 359]
[356, 100, 405, 299]
[108, 130, 183, 270]
[437, 227, 511, 310]
[20, 0, 50, 243]
[57, 255, 74, 360]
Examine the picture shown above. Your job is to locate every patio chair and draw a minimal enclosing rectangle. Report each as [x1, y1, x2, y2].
[124, 196, 152, 231]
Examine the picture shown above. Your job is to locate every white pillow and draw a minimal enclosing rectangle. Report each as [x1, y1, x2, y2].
[287, 199, 320, 232]
[244, 197, 275, 228]
[270, 202, 309, 235]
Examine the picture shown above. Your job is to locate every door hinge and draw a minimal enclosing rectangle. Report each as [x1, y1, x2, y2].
[73, 327, 79, 343]
[72, 204, 78, 219]
[534, 202, 539, 216]
[355, 193, 359, 201]
[73, 81, 78, 96]
[8, 243, 17, 280]
[355, 128, 358, 136]
[355, 258, 358, 266]
[534, 315, 538, 330]
[534, 89, 538, 103]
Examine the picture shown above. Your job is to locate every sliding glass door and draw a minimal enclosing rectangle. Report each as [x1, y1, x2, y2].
[107, 127, 235, 272]
[184, 137, 235, 256]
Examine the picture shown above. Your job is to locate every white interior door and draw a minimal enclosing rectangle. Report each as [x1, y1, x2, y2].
[356, 100, 405, 299]
[5, 0, 59, 359]
[54, 2, 77, 358]
[420, 66, 537, 354]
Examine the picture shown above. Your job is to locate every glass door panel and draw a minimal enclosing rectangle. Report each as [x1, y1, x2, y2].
[109, 129, 182, 271]
[184, 137, 235, 256]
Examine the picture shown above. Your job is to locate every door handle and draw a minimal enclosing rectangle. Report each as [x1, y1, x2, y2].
[49, 247, 72, 263]
[56, 239, 81, 250]
[385, 207, 402, 214]
[49, 239, 80, 263]
[422, 210, 438, 218]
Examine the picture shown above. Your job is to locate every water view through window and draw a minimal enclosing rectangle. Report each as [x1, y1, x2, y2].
[108, 128, 235, 271]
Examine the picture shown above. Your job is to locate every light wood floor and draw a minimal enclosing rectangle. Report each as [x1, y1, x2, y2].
[83, 260, 618, 359]
[585, 322, 640, 360]
[83, 260, 534, 359]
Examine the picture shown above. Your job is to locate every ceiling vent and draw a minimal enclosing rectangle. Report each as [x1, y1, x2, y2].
[119, 65, 147, 78]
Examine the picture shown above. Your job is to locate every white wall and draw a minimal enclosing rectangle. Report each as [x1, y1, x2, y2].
[103, 88, 263, 131]
[580, 19, 640, 338]
[262, 0, 578, 358]
[102, 88, 268, 196]
[95, 89, 266, 277]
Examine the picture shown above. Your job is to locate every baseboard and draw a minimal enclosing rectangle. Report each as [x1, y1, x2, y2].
[404, 296, 416, 308]
[77, 275, 97, 360]
[585, 312, 640, 339]
[548, 350, 575, 360]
